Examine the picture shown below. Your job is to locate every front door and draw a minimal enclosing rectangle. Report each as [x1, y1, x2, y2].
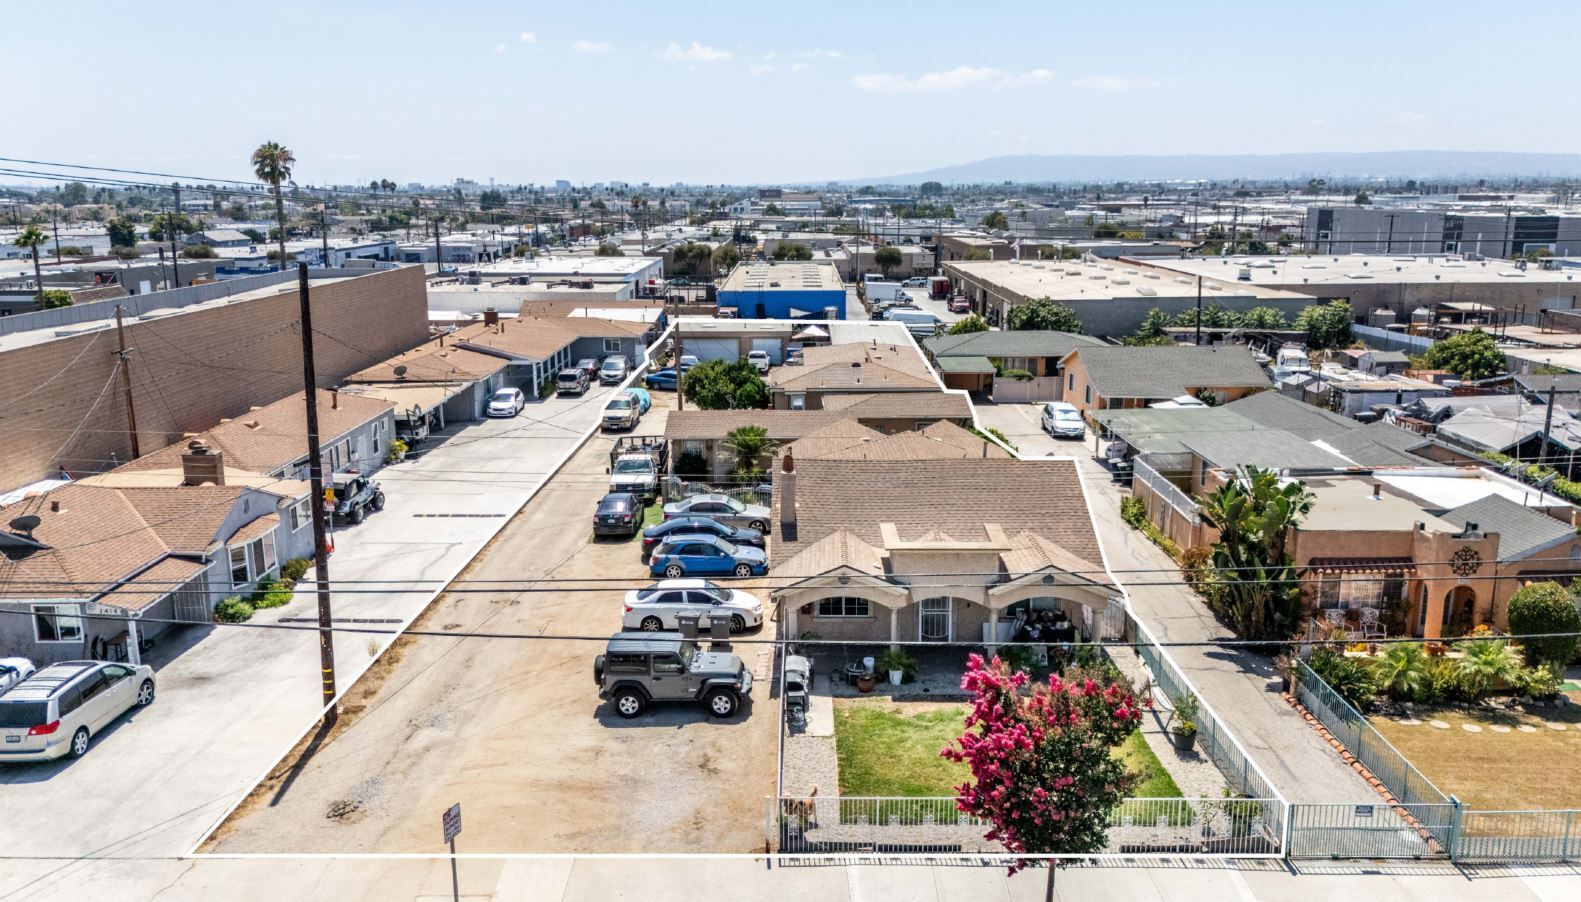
[919, 597, 952, 642]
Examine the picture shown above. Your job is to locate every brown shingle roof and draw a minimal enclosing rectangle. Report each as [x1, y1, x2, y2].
[770, 341, 937, 392]
[95, 557, 208, 612]
[773, 458, 1103, 571]
[664, 411, 847, 441]
[121, 390, 392, 476]
[819, 391, 973, 420]
[456, 319, 578, 361]
[775, 530, 886, 580]
[788, 420, 1009, 462]
[345, 338, 507, 383]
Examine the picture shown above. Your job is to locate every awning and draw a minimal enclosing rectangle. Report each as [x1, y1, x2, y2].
[1306, 557, 1416, 574]
[935, 355, 996, 374]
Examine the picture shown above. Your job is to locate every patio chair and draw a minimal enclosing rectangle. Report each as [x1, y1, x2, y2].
[1359, 607, 1386, 640]
[1322, 608, 1347, 630]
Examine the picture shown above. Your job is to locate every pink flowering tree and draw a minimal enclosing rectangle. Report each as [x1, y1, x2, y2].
[943, 654, 1143, 878]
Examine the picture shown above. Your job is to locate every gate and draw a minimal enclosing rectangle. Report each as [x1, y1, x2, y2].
[1455, 810, 1581, 863]
[1288, 803, 1456, 859]
[170, 572, 213, 623]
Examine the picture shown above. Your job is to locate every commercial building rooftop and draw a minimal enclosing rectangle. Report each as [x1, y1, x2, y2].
[945, 258, 1308, 302]
[1142, 254, 1581, 288]
[719, 261, 844, 293]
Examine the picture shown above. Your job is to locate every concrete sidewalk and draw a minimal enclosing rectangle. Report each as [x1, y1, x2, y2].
[1, 856, 1577, 901]
[1077, 457, 1378, 804]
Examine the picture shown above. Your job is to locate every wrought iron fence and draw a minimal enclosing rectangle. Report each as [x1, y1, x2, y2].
[1456, 810, 1581, 863]
[1288, 802, 1457, 860]
[661, 476, 772, 507]
[773, 796, 1283, 856]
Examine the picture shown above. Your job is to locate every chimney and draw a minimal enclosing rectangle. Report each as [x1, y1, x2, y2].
[483, 307, 500, 326]
[1372, 483, 1381, 500]
[181, 439, 225, 486]
[779, 449, 797, 531]
[330, 389, 339, 410]
[50, 500, 61, 513]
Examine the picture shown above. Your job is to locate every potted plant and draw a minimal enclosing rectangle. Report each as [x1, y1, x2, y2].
[1169, 693, 1200, 751]
[387, 438, 409, 464]
[856, 671, 876, 693]
[878, 648, 915, 686]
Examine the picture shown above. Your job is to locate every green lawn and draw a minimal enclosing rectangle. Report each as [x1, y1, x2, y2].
[642, 501, 664, 527]
[833, 698, 1184, 799]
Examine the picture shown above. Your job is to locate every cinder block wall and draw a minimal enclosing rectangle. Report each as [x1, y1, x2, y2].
[0, 266, 429, 489]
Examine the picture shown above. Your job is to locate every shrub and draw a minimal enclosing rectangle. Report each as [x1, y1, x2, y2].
[1455, 639, 1523, 700]
[181, 244, 217, 259]
[1374, 642, 1429, 702]
[280, 558, 313, 582]
[250, 575, 295, 609]
[214, 596, 255, 623]
[1120, 495, 1147, 528]
[998, 644, 1038, 675]
[1308, 648, 1377, 709]
[1506, 581, 1581, 668]
[877, 648, 918, 681]
[387, 438, 409, 463]
[1519, 662, 1564, 699]
[674, 448, 707, 476]
[38, 289, 73, 309]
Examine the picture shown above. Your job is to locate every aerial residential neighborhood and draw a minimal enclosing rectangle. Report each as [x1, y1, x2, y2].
[4, 5, 1581, 901]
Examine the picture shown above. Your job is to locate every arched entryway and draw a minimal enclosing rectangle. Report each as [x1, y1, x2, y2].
[1442, 585, 1476, 635]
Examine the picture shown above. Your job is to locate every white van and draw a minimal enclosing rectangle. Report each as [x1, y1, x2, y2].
[885, 309, 942, 336]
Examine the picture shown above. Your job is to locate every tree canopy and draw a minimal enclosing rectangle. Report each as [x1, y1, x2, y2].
[1294, 300, 1353, 349]
[873, 245, 902, 275]
[772, 242, 814, 261]
[980, 211, 1008, 230]
[594, 243, 625, 257]
[1195, 467, 1315, 640]
[106, 216, 138, 249]
[946, 314, 989, 335]
[1422, 328, 1502, 380]
[721, 425, 776, 479]
[1505, 582, 1581, 668]
[1006, 298, 1082, 333]
[682, 359, 768, 410]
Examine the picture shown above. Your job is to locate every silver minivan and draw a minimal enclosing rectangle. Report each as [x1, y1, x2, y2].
[0, 661, 155, 763]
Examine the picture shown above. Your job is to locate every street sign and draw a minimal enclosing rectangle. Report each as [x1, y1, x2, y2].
[442, 803, 462, 843]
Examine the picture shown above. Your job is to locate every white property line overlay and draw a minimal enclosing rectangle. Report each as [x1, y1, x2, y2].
[186, 320, 680, 857]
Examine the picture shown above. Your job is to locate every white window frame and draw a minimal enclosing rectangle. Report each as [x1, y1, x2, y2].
[261, 532, 277, 574]
[603, 338, 622, 353]
[32, 603, 84, 643]
[229, 545, 249, 584]
[788, 393, 807, 411]
[290, 498, 311, 530]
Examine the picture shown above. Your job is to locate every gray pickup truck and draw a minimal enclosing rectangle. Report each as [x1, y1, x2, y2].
[594, 632, 752, 718]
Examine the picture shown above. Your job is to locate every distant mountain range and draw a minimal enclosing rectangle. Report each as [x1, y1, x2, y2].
[841, 151, 1581, 186]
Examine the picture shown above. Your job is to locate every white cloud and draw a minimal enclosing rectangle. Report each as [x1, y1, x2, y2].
[493, 43, 507, 55]
[572, 40, 610, 54]
[658, 41, 731, 62]
[751, 61, 810, 77]
[795, 48, 846, 59]
[519, 31, 537, 44]
[851, 66, 1053, 94]
[1069, 74, 1160, 92]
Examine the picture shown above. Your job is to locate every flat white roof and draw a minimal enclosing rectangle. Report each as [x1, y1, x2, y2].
[472, 256, 662, 279]
[1375, 468, 1574, 511]
[945, 258, 1306, 302]
[1146, 254, 1581, 288]
[719, 261, 844, 292]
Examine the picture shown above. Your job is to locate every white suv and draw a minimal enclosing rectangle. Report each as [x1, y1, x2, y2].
[746, 350, 771, 374]
[623, 579, 764, 633]
[0, 661, 155, 762]
[1041, 401, 1085, 439]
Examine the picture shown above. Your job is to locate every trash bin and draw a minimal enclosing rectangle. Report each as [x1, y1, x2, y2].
[675, 612, 701, 639]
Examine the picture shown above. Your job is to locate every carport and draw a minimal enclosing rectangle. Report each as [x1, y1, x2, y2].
[934, 355, 995, 393]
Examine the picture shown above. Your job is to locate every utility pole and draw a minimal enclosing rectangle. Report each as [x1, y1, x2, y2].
[113, 305, 140, 458]
[296, 263, 338, 721]
[166, 207, 182, 290]
[1540, 384, 1557, 467]
[51, 188, 61, 263]
[320, 204, 330, 267]
[1195, 276, 1203, 346]
[434, 216, 444, 275]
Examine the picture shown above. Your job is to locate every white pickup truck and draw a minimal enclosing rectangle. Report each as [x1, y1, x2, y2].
[608, 438, 669, 503]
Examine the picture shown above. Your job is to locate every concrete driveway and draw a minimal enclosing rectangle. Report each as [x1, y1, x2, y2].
[203, 409, 779, 854]
[0, 383, 623, 859]
[971, 399, 1088, 458]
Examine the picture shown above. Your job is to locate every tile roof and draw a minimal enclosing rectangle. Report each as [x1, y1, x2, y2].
[121, 390, 393, 476]
[925, 329, 1104, 359]
[1066, 345, 1270, 399]
[1441, 494, 1576, 561]
[773, 458, 1102, 572]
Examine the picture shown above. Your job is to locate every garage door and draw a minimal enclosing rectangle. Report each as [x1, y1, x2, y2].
[750, 338, 782, 365]
[687, 338, 739, 362]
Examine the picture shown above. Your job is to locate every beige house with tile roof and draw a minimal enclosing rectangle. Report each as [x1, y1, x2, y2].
[771, 443, 1119, 652]
[767, 340, 940, 410]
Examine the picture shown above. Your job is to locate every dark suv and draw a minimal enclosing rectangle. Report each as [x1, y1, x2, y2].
[330, 472, 384, 524]
[594, 632, 752, 718]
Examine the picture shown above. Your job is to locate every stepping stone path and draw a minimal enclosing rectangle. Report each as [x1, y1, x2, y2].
[1518, 725, 1539, 733]
[1397, 718, 1422, 726]
[1429, 720, 1451, 730]
[1489, 724, 1512, 733]
[1461, 724, 1482, 733]
[1547, 723, 1568, 731]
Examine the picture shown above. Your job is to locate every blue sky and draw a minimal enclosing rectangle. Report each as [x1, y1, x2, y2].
[10, 1, 1578, 186]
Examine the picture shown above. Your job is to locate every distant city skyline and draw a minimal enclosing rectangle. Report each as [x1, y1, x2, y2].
[9, 1, 1580, 187]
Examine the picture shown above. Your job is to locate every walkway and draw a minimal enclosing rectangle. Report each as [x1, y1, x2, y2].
[1077, 457, 1378, 804]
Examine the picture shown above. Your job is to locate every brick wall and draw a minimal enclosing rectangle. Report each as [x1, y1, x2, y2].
[0, 267, 429, 489]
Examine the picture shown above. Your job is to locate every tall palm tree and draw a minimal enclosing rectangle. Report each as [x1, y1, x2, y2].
[251, 141, 295, 271]
[722, 425, 776, 480]
[12, 225, 48, 300]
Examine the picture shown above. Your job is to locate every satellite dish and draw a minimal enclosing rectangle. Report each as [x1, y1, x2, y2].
[393, 365, 409, 378]
[9, 515, 41, 536]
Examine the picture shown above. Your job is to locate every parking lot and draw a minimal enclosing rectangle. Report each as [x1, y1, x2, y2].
[203, 391, 781, 854]
[0, 382, 624, 859]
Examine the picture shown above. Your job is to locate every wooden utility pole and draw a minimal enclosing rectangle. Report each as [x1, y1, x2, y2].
[51, 188, 61, 263]
[113, 305, 140, 458]
[320, 204, 330, 267]
[296, 263, 338, 721]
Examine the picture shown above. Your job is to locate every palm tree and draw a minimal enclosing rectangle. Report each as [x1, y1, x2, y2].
[722, 425, 776, 480]
[1455, 640, 1522, 700]
[12, 225, 48, 300]
[1196, 467, 1315, 640]
[1374, 642, 1428, 702]
[251, 141, 296, 271]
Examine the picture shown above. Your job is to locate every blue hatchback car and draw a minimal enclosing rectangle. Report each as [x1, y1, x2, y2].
[649, 534, 768, 579]
[644, 369, 680, 390]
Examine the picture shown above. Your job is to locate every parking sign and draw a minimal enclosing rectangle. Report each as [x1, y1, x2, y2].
[442, 803, 462, 843]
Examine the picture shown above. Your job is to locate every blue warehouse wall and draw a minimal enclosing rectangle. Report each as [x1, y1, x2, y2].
[716, 289, 846, 320]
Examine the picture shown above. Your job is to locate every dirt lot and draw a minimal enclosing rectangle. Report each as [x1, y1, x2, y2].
[204, 399, 780, 854]
[1370, 701, 1581, 810]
